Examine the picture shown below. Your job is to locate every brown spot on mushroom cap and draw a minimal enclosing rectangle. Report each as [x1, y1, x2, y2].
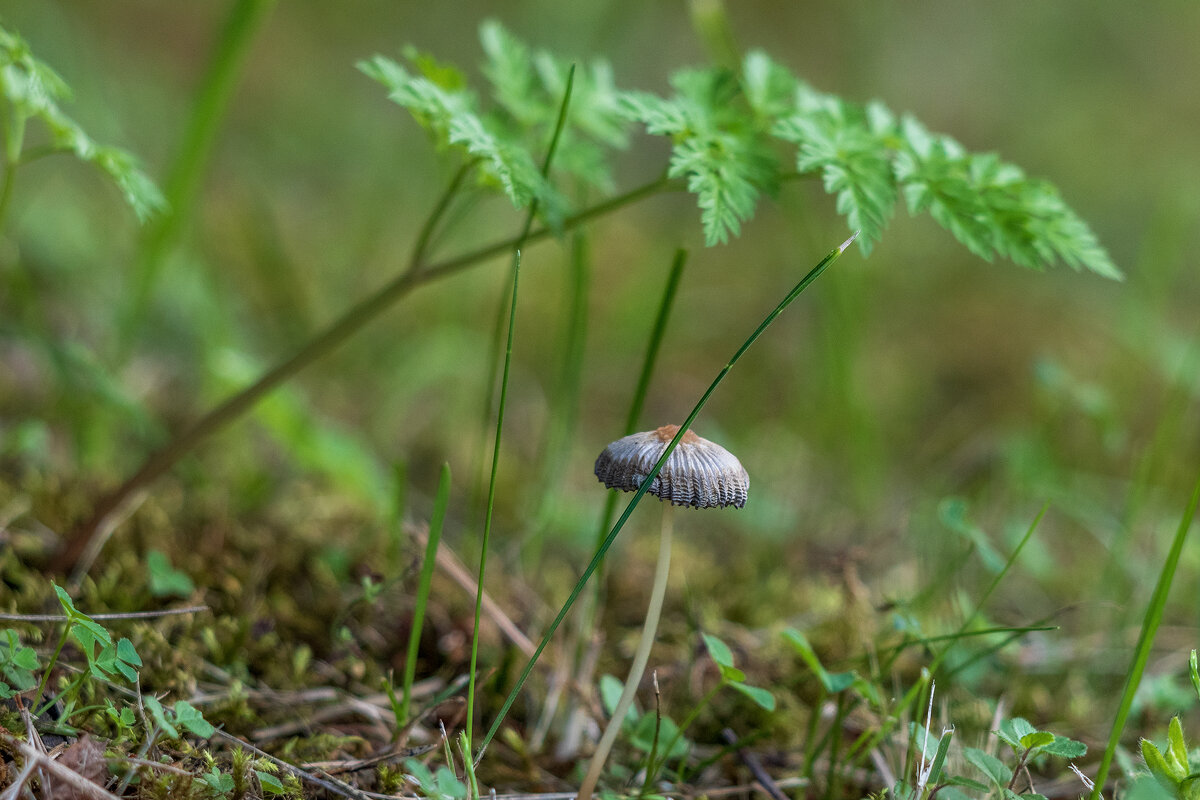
[594, 425, 749, 509]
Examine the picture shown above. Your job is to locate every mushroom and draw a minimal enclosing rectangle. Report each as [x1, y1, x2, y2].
[594, 425, 749, 509]
[577, 425, 748, 800]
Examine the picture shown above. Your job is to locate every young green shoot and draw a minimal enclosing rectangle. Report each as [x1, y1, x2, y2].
[395, 461, 452, 736]
[1090, 472, 1200, 800]
[467, 251, 521, 747]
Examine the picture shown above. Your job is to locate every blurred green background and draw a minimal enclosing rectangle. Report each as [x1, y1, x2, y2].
[1, 0, 1198, 736]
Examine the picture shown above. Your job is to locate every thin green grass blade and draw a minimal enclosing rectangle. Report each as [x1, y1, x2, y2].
[470, 64, 578, 532]
[930, 503, 1048, 676]
[464, 65, 576, 749]
[1090, 473, 1200, 800]
[120, 0, 276, 352]
[466, 251, 521, 747]
[398, 462, 451, 731]
[474, 231, 858, 762]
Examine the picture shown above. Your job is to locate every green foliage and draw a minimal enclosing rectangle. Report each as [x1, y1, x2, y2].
[363, 23, 1117, 276]
[620, 67, 779, 246]
[147, 549, 196, 598]
[0, 629, 39, 698]
[357, 48, 562, 218]
[403, 757, 468, 800]
[479, 19, 627, 192]
[896, 716, 1086, 800]
[1141, 717, 1200, 800]
[701, 632, 775, 711]
[783, 627, 879, 703]
[52, 583, 141, 684]
[0, 24, 165, 221]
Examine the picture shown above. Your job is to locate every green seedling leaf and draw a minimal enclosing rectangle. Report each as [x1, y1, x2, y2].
[0, 630, 39, 695]
[631, 713, 688, 758]
[937, 787, 976, 800]
[599, 674, 639, 728]
[719, 665, 747, 683]
[946, 775, 992, 793]
[1005, 791, 1046, 800]
[783, 627, 833, 686]
[783, 627, 864, 696]
[145, 695, 180, 740]
[925, 729, 954, 785]
[202, 766, 235, 795]
[964, 746, 1012, 788]
[824, 671, 858, 693]
[53, 583, 79, 615]
[0, 26, 165, 221]
[174, 700, 216, 738]
[104, 699, 136, 728]
[256, 770, 286, 795]
[1041, 734, 1087, 759]
[434, 766, 467, 799]
[1127, 775, 1178, 800]
[1021, 731, 1055, 750]
[1191, 650, 1200, 702]
[702, 633, 735, 669]
[147, 550, 195, 598]
[1007, 717, 1038, 740]
[730, 681, 775, 711]
[1166, 717, 1189, 776]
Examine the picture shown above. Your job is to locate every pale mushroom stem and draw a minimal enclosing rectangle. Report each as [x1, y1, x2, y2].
[576, 504, 675, 800]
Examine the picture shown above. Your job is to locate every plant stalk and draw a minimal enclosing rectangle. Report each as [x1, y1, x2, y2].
[56, 173, 681, 572]
[577, 504, 674, 800]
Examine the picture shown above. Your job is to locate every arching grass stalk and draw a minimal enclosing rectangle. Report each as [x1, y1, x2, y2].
[466, 249, 521, 748]
[465, 64, 575, 748]
[576, 504, 674, 800]
[474, 231, 859, 765]
[471, 64, 577, 534]
[1089, 472, 1200, 800]
[393, 461, 452, 736]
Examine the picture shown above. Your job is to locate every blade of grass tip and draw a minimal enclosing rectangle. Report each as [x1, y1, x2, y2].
[929, 503, 1049, 676]
[469, 64, 577, 532]
[398, 462, 452, 733]
[1090, 472, 1200, 800]
[466, 252, 521, 749]
[474, 232, 858, 764]
[466, 75, 575, 738]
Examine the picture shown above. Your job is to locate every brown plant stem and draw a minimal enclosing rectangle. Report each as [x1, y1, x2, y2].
[53, 174, 679, 573]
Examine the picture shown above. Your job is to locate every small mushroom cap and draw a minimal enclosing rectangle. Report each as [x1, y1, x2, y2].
[594, 425, 749, 509]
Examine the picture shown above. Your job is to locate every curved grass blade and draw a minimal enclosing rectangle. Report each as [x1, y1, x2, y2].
[1090, 473, 1200, 800]
[474, 231, 858, 762]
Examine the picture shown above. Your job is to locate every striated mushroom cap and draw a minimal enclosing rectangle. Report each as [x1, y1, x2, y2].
[594, 425, 749, 509]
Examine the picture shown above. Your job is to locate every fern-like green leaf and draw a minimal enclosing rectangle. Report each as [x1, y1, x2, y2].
[775, 87, 897, 255]
[0, 25, 166, 222]
[358, 53, 556, 213]
[620, 67, 778, 246]
[894, 116, 1120, 278]
[480, 20, 627, 192]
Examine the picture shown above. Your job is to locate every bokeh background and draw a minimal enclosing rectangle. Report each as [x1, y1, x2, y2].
[2, 0, 1199, 747]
